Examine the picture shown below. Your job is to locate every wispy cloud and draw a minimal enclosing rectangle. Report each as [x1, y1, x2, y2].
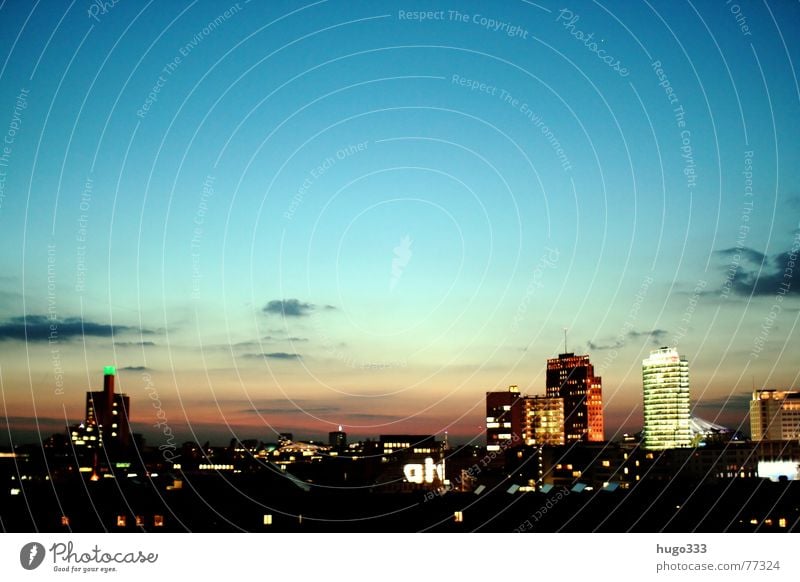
[693, 393, 752, 411]
[0, 315, 152, 342]
[588, 329, 669, 351]
[263, 299, 313, 317]
[715, 244, 799, 296]
[627, 329, 668, 344]
[242, 352, 303, 361]
[245, 405, 339, 415]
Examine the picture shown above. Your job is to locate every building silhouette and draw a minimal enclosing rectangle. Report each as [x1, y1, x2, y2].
[328, 426, 347, 451]
[485, 385, 524, 451]
[72, 366, 130, 450]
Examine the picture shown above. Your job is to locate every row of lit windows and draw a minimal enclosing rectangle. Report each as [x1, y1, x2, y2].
[116, 515, 164, 527]
[61, 515, 163, 528]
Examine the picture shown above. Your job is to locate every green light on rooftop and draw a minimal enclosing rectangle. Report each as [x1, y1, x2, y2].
[103, 366, 116, 376]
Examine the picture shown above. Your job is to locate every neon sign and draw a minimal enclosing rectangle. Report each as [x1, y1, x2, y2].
[403, 457, 444, 484]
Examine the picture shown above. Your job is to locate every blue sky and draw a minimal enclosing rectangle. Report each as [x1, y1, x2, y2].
[0, 0, 798, 444]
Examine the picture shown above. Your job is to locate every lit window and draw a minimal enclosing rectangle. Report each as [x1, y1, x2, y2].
[135, 516, 144, 526]
[263, 514, 273, 525]
[454, 511, 463, 523]
[153, 515, 164, 527]
[116, 515, 126, 527]
[601, 460, 610, 467]
[779, 518, 787, 528]
[61, 516, 70, 527]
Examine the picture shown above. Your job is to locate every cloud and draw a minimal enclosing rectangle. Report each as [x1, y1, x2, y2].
[716, 247, 766, 265]
[587, 329, 669, 351]
[262, 299, 315, 317]
[0, 415, 67, 428]
[260, 335, 309, 343]
[693, 393, 751, 412]
[785, 194, 800, 209]
[715, 244, 799, 296]
[246, 405, 339, 415]
[115, 341, 157, 347]
[0, 315, 152, 342]
[587, 339, 624, 351]
[242, 352, 303, 360]
[627, 329, 668, 345]
[348, 412, 401, 421]
[262, 299, 336, 318]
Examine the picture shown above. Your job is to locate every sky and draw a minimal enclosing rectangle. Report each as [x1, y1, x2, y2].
[0, 0, 798, 446]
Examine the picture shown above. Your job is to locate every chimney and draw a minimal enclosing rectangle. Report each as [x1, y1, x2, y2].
[103, 366, 115, 412]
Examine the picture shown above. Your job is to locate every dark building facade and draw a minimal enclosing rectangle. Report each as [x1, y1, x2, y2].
[485, 385, 525, 451]
[328, 426, 347, 451]
[546, 353, 603, 443]
[84, 366, 130, 449]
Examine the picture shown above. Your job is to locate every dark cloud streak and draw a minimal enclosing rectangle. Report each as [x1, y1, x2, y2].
[0, 315, 153, 342]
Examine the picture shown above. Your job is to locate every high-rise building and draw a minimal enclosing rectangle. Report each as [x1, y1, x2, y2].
[485, 385, 524, 451]
[546, 353, 604, 442]
[329, 426, 347, 450]
[523, 396, 565, 446]
[750, 390, 800, 441]
[85, 366, 130, 449]
[642, 347, 691, 450]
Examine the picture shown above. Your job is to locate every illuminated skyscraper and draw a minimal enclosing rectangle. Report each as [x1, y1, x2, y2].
[523, 396, 565, 446]
[546, 353, 604, 442]
[750, 390, 800, 441]
[642, 347, 691, 450]
[485, 385, 524, 451]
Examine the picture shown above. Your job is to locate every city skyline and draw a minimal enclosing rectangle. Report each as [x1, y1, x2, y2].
[0, 345, 778, 448]
[0, 1, 799, 450]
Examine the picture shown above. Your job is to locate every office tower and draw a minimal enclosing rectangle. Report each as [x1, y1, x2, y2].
[546, 353, 604, 442]
[642, 347, 691, 450]
[750, 390, 800, 441]
[523, 396, 565, 446]
[84, 366, 130, 448]
[329, 426, 347, 450]
[485, 385, 524, 451]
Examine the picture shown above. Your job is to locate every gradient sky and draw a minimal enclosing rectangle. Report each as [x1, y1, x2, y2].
[0, 0, 798, 446]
